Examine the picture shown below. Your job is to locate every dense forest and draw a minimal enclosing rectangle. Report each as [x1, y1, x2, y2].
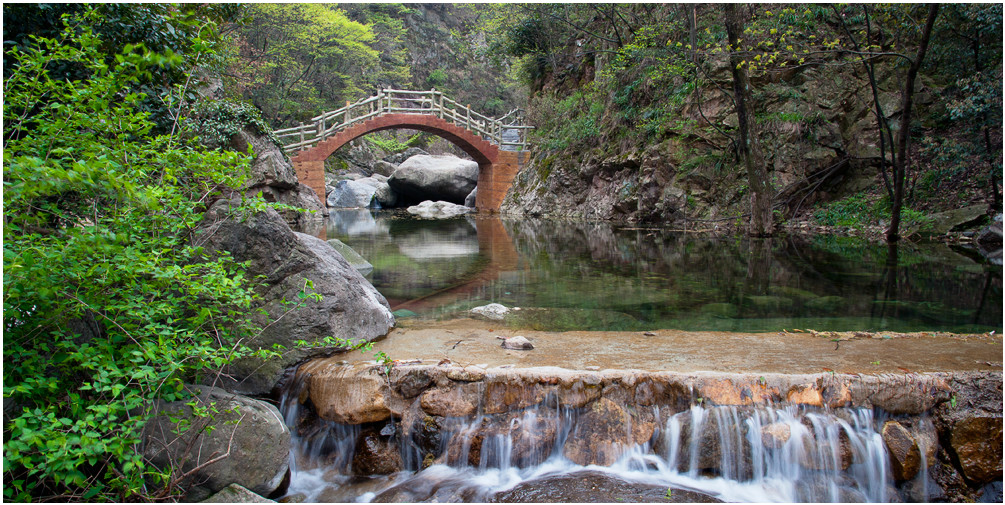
[3, 3, 1002, 502]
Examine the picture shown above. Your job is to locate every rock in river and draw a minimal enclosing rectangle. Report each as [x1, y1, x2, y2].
[471, 303, 511, 321]
[389, 154, 478, 204]
[143, 386, 290, 502]
[406, 200, 474, 219]
[195, 200, 394, 395]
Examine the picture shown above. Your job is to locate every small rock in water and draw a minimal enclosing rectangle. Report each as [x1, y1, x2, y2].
[470, 303, 510, 321]
[501, 335, 534, 350]
[760, 422, 792, 449]
[585, 366, 600, 371]
[643, 331, 656, 336]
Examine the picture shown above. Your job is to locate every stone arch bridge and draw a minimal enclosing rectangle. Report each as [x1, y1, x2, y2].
[275, 89, 532, 212]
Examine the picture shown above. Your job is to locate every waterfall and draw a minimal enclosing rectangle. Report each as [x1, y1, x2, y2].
[277, 374, 901, 503]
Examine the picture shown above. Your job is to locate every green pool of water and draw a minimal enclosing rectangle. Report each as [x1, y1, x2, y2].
[326, 209, 1002, 334]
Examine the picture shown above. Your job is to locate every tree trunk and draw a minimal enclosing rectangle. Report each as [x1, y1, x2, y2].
[723, 3, 772, 237]
[887, 4, 940, 242]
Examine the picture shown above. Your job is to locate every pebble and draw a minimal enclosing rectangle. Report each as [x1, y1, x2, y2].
[501, 335, 534, 350]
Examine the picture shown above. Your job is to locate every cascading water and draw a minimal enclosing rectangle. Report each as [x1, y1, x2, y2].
[277, 368, 917, 503]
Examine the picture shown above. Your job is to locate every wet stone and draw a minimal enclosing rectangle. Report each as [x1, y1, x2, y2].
[883, 420, 922, 481]
[488, 471, 722, 503]
[352, 430, 402, 476]
[501, 335, 534, 350]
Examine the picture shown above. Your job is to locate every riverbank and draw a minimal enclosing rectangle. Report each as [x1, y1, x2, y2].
[349, 318, 1001, 375]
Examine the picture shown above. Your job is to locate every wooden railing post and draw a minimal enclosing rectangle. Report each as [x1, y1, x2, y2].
[345, 100, 351, 124]
[299, 122, 305, 150]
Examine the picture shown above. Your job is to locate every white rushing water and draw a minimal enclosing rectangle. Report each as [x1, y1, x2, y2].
[280, 387, 911, 503]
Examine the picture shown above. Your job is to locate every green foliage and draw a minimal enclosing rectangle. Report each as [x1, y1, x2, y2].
[184, 98, 280, 150]
[426, 68, 448, 88]
[234, 4, 398, 126]
[530, 90, 603, 151]
[364, 131, 426, 155]
[812, 194, 931, 231]
[3, 3, 242, 134]
[3, 9, 276, 501]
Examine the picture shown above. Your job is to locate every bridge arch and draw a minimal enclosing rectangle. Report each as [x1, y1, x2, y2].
[279, 89, 531, 212]
[288, 113, 499, 166]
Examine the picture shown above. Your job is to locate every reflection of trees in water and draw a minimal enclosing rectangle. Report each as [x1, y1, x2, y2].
[500, 218, 1001, 329]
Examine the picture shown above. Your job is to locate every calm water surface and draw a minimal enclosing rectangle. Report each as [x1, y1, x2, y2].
[326, 209, 1002, 333]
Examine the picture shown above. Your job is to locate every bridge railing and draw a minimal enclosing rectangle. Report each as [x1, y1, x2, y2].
[273, 88, 532, 153]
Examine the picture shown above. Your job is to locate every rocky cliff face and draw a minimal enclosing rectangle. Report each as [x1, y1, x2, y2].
[501, 54, 934, 225]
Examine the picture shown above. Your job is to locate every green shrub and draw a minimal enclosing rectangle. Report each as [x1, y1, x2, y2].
[3, 10, 284, 501]
[813, 193, 931, 230]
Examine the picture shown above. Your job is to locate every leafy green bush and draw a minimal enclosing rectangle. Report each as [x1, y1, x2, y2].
[185, 98, 280, 150]
[813, 193, 931, 230]
[426, 68, 448, 88]
[3, 9, 280, 501]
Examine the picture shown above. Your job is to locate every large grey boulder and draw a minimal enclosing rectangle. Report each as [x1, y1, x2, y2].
[406, 200, 474, 219]
[327, 179, 377, 208]
[464, 187, 477, 208]
[230, 129, 324, 228]
[195, 200, 395, 395]
[143, 386, 291, 502]
[356, 176, 398, 208]
[372, 160, 398, 177]
[389, 154, 478, 204]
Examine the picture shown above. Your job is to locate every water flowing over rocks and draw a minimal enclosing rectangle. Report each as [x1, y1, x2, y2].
[194, 201, 394, 395]
[278, 360, 1002, 502]
[143, 386, 290, 502]
[389, 154, 479, 204]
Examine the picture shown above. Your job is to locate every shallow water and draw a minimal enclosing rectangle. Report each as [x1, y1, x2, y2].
[326, 209, 1002, 334]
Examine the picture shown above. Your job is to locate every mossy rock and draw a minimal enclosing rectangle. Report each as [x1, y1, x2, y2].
[918, 204, 988, 236]
[805, 295, 847, 315]
[768, 286, 819, 303]
[698, 302, 740, 319]
[744, 295, 794, 314]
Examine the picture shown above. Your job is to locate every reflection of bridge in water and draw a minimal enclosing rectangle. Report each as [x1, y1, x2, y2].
[321, 210, 521, 314]
[389, 216, 521, 313]
[275, 89, 532, 212]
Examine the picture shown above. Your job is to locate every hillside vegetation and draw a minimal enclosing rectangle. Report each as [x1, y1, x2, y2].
[483, 4, 1001, 239]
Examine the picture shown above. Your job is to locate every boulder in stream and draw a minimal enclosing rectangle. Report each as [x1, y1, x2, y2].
[143, 386, 290, 502]
[326, 238, 373, 275]
[389, 154, 478, 204]
[195, 200, 394, 395]
[406, 200, 474, 219]
[470, 303, 510, 321]
[327, 179, 378, 208]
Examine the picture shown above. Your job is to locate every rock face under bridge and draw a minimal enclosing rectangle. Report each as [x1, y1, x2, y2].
[282, 360, 1003, 502]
